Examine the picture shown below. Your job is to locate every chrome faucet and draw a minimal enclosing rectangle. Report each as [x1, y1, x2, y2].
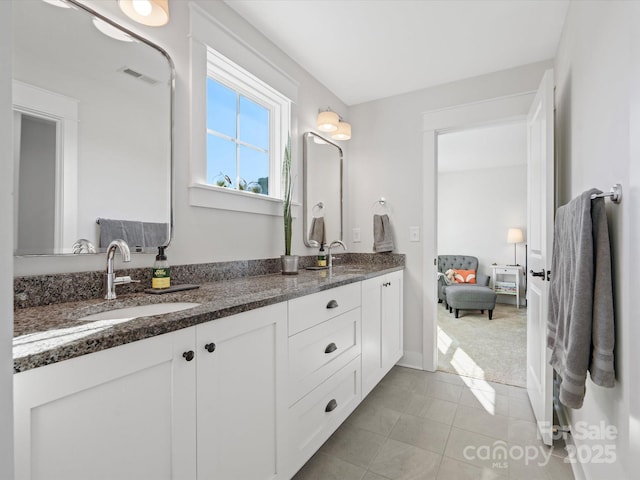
[104, 239, 138, 300]
[327, 240, 347, 269]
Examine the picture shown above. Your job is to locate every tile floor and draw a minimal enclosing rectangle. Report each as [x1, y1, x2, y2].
[293, 367, 575, 480]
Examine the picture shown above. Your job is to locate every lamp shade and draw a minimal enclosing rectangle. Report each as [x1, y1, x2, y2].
[317, 111, 339, 132]
[331, 121, 352, 141]
[507, 228, 524, 244]
[119, 0, 169, 26]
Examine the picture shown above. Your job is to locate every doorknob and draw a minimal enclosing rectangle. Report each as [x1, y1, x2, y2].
[530, 269, 545, 278]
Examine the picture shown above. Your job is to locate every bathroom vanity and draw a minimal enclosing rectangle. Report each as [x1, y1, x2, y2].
[13, 263, 404, 480]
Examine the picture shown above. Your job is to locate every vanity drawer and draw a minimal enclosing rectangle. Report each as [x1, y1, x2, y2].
[289, 308, 361, 405]
[288, 356, 361, 473]
[288, 283, 361, 336]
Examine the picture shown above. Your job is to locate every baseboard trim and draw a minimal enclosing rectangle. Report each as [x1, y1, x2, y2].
[397, 351, 423, 370]
[555, 399, 586, 480]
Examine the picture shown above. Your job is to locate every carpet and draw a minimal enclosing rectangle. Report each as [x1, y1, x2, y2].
[437, 302, 527, 387]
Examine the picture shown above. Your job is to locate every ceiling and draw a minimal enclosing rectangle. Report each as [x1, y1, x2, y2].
[438, 122, 526, 173]
[225, 0, 570, 106]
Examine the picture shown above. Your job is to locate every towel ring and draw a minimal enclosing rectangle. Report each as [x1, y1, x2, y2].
[312, 202, 325, 216]
[372, 197, 390, 215]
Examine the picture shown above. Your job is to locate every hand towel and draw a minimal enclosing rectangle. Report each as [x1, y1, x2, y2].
[142, 221, 170, 248]
[98, 218, 169, 250]
[98, 218, 144, 249]
[547, 189, 615, 409]
[373, 214, 394, 253]
[308, 217, 326, 246]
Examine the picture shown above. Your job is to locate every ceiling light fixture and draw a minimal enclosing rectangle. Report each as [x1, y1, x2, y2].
[317, 109, 339, 133]
[118, 0, 169, 27]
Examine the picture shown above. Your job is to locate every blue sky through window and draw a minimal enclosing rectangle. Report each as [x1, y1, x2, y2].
[206, 77, 270, 194]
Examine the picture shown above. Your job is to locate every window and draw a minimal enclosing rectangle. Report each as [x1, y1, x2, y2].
[206, 78, 270, 195]
[205, 48, 290, 200]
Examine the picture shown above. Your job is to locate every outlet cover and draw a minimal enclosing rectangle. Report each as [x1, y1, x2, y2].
[352, 228, 361, 243]
[409, 226, 420, 242]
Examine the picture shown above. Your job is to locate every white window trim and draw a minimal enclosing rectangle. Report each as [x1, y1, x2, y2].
[189, 4, 297, 216]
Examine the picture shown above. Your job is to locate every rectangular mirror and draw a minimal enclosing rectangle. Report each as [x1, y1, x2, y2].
[303, 132, 343, 248]
[12, 0, 173, 255]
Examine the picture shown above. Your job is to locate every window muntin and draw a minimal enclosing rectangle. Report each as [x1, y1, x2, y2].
[206, 76, 271, 195]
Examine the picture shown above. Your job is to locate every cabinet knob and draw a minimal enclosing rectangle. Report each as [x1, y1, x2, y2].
[325, 399, 338, 413]
[326, 299, 339, 309]
[205, 343, 216, 353]
[182, 351, 195, 362]
[324, 342, 338, 354]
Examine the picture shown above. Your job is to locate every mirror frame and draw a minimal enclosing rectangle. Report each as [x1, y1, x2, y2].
[302, 131, 343, 248]
[13, 0, 175, 256]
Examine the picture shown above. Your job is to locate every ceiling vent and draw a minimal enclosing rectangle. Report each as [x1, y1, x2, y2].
[119, 67, 159, 85]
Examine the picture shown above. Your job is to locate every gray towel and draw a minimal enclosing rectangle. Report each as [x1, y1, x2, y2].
[98, 218, 169, 249]
[143, 221, 170, 248]
[547, 189, 615, 409]
[373, 214, 394, 253]
[308, 217, 326, 246]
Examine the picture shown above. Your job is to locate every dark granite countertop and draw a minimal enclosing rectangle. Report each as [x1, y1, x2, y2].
[13, 264, 403, 373]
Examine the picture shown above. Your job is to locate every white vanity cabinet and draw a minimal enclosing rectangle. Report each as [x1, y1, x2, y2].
[361, 270, 404, 398]
[14, 302, 288, 480]
[14, 270, 405, 480]
[14, 326, 198, 480]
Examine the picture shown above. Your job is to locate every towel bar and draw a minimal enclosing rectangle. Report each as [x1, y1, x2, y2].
[590, 184, 622, 204]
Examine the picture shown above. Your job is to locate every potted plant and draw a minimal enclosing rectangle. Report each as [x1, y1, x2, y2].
[281, 134, 298, 274]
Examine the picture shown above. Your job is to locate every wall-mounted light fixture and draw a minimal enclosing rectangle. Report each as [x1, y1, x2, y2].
[118, 0, 169, 26]
[332, 120, 351, 141]
[317, 108, 351, 140]
[317, 109, 339, 132]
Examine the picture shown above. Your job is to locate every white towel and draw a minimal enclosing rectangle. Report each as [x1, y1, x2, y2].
[547, 189, 615, 409]
[373, 214, 394, 253]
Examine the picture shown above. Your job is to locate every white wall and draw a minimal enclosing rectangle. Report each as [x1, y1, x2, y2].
[438, 164, 527, 304]
[0, 2, 14, 477]
[13, 0, 347, 275]
[554, 2, 639, 478]
[347, 61, 551, 368]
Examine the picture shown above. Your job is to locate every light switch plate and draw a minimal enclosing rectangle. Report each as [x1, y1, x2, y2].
[409, 226, 420, 242]
[352, 228, 361, 243]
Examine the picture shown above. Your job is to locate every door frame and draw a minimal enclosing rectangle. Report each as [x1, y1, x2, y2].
[421, 92, 537, 371]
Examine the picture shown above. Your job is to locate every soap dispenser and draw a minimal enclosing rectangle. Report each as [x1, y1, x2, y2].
[152, 246, 170, 289]
[317, 244, 327, 267]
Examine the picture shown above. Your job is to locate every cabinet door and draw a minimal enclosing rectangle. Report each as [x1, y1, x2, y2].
[381, 270, 404, 370]
[361, 271, 404, 398]
[196, 303, 287, 480]
[14, 327, 197, 480]
[361, 276, 383, 398]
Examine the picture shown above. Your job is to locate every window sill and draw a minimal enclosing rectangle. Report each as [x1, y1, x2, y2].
[188, 183, 299, 217]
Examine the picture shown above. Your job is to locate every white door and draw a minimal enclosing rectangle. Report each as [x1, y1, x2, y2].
[526, 69, 555, 446]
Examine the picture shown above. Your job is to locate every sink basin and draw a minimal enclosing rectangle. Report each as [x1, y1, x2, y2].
[78, 302, 200, 322]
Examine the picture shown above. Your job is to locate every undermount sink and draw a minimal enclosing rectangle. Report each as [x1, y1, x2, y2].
[78, 302, 201, 322]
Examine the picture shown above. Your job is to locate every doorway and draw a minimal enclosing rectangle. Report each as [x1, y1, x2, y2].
[435, 121, 528, 387]
[421, 92, 536, 374]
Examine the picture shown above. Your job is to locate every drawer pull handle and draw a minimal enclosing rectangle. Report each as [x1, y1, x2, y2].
[326, 300, 339, 309]
[324, 342, 338, 354]
[205, 343, 216, 353]
[182, 351, 195, 362]
[325, 399, 338, 413]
